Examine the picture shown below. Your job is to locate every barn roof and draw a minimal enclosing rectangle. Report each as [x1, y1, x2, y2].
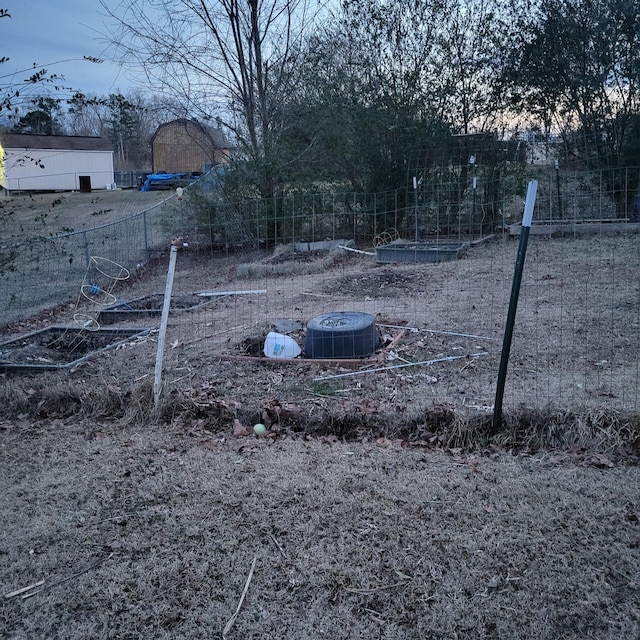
[0, 133, 113, 152]
[151, 119, 230, 149]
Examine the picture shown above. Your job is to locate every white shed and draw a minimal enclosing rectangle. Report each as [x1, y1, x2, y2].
[0, 133, 114, 193]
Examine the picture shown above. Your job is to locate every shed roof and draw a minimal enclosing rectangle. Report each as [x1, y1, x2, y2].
[0, 133, 113, 152]
[151, 119, 230, 149]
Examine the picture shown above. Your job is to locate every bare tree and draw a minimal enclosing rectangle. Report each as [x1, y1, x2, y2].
[100, 0, 326, 196]
[2, 9, 108, 130]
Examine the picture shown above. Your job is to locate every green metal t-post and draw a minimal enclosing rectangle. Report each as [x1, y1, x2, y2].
[413, 176, 419, 241]
[492, 180, 538, 433]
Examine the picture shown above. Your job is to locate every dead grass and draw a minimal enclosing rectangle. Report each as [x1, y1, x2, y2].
[0, 370, 638, 465]
[0, 420, 639, 639]
[1, 190, 170, 240]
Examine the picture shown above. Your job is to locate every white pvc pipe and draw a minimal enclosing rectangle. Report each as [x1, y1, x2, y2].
[154, 245, 178, 408]
[197, 289, 267, 297]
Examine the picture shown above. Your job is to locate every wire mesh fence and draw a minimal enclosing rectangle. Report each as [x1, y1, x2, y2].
[1, 162, 639, 417]
[0, 193, 183, 326]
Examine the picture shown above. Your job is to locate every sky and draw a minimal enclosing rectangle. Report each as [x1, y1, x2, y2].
[1, 0, 132, 99]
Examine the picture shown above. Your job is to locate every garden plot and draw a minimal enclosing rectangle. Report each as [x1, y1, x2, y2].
[375, 240, 468, 263]
[236, 240, 354, 277]
[0, 326, 151, 371]
[97, 292, 217, 324]
[1, 233, 639, 416]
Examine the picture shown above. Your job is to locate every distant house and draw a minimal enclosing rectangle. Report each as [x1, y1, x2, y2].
[151, 119, 230, 174]
[0, 133, 114, 193]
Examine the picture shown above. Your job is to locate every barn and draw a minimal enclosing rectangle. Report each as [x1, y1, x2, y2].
[151, 119, 230, 174]
[0, 133, 114, 193]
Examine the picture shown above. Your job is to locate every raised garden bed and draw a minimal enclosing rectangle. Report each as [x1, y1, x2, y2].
[375, 241, 468, 264]
[97, 292, 214, 324]
[0, 326, 150, 371]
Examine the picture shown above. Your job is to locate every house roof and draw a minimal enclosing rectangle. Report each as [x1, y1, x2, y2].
[151, 119, 230, 149]
[0, 133, 113, 152]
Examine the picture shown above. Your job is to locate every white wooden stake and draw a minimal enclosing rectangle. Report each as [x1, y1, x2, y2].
[154, 245, 178, 408]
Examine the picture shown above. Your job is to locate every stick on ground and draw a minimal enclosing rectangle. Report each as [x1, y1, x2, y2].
[4, 580, 45, 599]
[222, 556, 258, 640]
[21, 553, 114, 600]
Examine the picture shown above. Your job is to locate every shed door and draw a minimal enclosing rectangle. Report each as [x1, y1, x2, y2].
[79, 176, 92, 193]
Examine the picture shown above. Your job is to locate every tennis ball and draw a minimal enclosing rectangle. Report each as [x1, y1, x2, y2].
[253, 423, 267, 435]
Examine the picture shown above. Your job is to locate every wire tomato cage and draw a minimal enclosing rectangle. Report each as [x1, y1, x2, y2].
[72, 256, 131, 332]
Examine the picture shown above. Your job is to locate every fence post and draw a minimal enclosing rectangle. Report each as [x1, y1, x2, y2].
[394, 189, 398, 231]
[143, 210, 149, 253]
[332, 194, 336, 239]
[82, 231, 90, 268]
[413, 177, 419, 241]
[353, 193, 357, 241]
[555, 160, 562, 219]
[625, 167, 628, 219]
[469, 155, 477, 237]
[256, 200, 260, 245]
[291, 193, 295, 244]
[492, 180, 538, 433]
[154, 244, 179, 409]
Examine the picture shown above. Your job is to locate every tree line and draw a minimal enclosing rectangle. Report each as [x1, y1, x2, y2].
[1, 92, 170, 170]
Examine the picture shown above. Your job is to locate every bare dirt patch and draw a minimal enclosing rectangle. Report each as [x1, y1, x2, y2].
[327, 267, 421, 297]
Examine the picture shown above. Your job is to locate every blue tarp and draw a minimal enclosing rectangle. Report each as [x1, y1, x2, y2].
[140, 172, 197, 191]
